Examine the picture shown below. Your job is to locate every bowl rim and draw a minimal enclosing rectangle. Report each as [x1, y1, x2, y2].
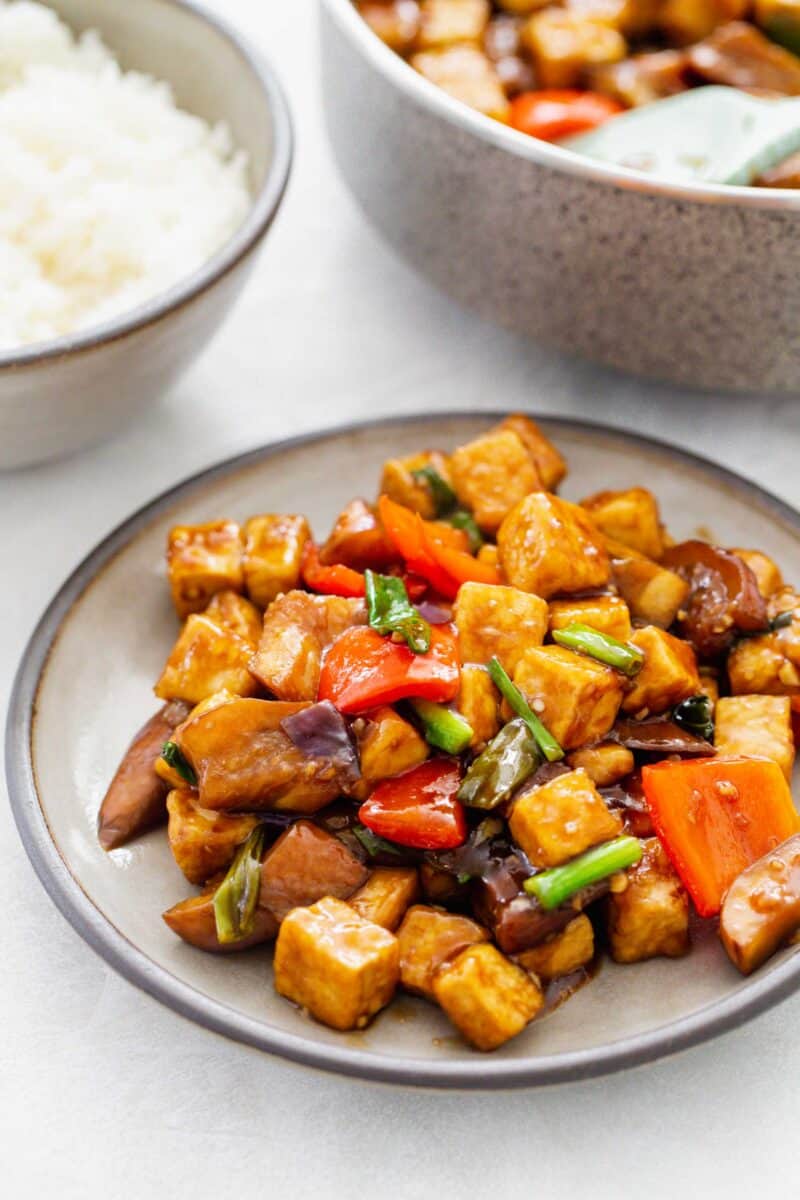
[0, 0, 293, 371]
[7, 410, 800, 1090]
[322, 0, 800, 211]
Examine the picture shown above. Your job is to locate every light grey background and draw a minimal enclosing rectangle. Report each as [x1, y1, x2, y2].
[2, 1, 798, 1195]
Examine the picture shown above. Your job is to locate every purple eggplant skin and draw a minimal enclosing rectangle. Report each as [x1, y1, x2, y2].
[98, 700, 190, 851]
[611, 717, 713, 757]
[280, 700, 361, 788]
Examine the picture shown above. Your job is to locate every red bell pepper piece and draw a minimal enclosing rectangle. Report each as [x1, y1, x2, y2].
[318, 624, 460, 714]
[359, 759, 467, 850]
[301, 542, 365, 598]
[510, 90, 622, 142]
[642, 756, 800, 917]
[378, 494, 499, 599]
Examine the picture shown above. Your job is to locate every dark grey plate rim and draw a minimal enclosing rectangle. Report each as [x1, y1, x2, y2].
[7, 410, 800, 1090]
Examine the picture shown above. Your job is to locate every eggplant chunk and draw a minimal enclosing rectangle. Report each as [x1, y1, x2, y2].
[166, 789, 259, 885]
[721, 834, 800, 974]
[98, 700, 190, 850]
[250, 590, 366, 701]
[163, 886, 278, 953]
[260, 820, 368, 920]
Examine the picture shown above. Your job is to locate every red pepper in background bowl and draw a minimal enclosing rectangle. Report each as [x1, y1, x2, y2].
[510, 90, 623, 142]
[318, 623, 460, 713]
[359, 759, 467, 850]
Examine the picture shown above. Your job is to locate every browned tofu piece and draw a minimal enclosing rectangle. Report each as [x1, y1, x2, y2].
[497, 414, 566, 491]
[729, 548, 784, 598]
[166, 788, 258, 885]
[418, 0, 491, 48]
[496, 0, 552, 11]
[566, 0, 660, 35]
[510, 768, 623, 867]
[355, 705, 429, 794]
[608, 838, 689, 963]
[498, 493, 610, 598]
[379, 450, 453, 519]
[242, 514, 310, 609]
[449, 430, 542, 534]
[167, 520, 244, 619]
[454, 581, 548, 669]
[411, 44, 512, 120]
[163, 886, 278, 954]
[589, 47, 689, 106]
[260, 820, 368, 919]
[522, 9, 626, 88]
[203, 590, 262, 648]
[515, 914, 594, 980]
[548, 595, 631, 641]
[622, 626, 701, 717]
[358, 0, 422, 52]
[154, 614, 258, 705]
[477, 542, 500, 570]
[698, 668, 720, 707]
[274, 897, 400, 1031]
[397, 905, 489, 997]
[251, 590, 366, 700]
[348, 868, 420, 930]
[319, 498, 398, 572]
[606, 537, 689, 628]
[174, 697, 352, 813]
[580, 487, 665, 561]
[457, 664, 502, 748]
[715, 695, 795, 781]
[513, 644, 624, 749]
[728, 588, 800, 695]
[433, 942, 544, 1050]
[567, 740, 635, 786]
[661, 1, 754, 47]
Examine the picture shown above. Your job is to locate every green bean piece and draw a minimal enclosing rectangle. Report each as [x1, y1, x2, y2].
[487, 656, 564, 762]
[551, 622, 645, 677]
[524, 836, 643, 910]
[458, 718, 541, 809]
[365, 570, 431, 654]
[213, 826, 267, 944]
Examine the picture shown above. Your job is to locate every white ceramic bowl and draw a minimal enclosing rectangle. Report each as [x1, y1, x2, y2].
[0, 0, 292, 470]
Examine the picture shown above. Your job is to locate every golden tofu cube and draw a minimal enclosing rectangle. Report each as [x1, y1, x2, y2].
[380, 450, 454, 519]
[566, 0, 660, 34]
[242, 514, 310, 609]
[358, 1, 422, 52]
[167, 520, 244, 619]
[728, 635, 800, 695]
[274, 897, 400, 1032]
[497, 413, 567, 491]
[698, 668, 719, 707]
[515, 914, 595, 980]
[607, 537, 689, 627]
[608, 838, 689, 963]
[580, 487, 665, 560]
[355, 705, 429, 794]
[418, 0, 491, 48]
[166, 788, 258, 885]
[433, 943, 544, 1051]
[457, 664, 501, 748]
[449, 430, 542, 534]
[659, 0, 747, 45]
[513, 644, 624, 749]
[509, 768, 623, 867]
[715, 695, 795, 782]
[548, 595, 631, 641]
[477, 543, 500, 570]
[154, 614, 258, 704]
[496, 0, 551, 11]
[522, 9, 626, 88]
[251, 590, 366, 701]
[621, 625, 701, 716]
[204, 589, 262, 649]
[567, 740, 635, 786]
[348, 868, 421, 931]
[411, 44, 512, 120]
[397, 905, 489, 998]
[730, 548, 784, 598]
[454, 581, 548, 669]
[498, 493, 610, 598]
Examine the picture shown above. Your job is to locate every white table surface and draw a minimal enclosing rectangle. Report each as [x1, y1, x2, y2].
[3, 1, 800, 1195]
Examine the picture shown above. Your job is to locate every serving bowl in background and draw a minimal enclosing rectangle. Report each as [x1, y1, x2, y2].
[0, 0, 292, 470]
[320, 0, 800, 394]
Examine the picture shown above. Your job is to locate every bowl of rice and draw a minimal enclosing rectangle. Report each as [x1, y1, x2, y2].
[0, 0, 292, 469]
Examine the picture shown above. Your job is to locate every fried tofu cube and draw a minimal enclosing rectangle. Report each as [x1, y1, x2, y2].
[728, 591, 800, 695]
[513, 644, 624, 749]
[522, 9, 626, 88]
[510, 768, 623, 867]
[548, 595, 631, 641]
[411, 44, 512, 120]
[204, 590, 262, 648]
[580, 487, 665, 560]
[497, 413, 567, 491]
[715, 695, 795, 781]
[622, 625, 701, 716]
[433, 943, 544, 1050]
[498, 493, 610, 598]
[397, 905, 489, 997]
[274, 897, 399, 1031]
[566, 0, 660, 36]
[167, 520, 244, 619]
[449, 430, 542, 534]
[515, 914, 595, 980]
[251, 590, 366, 700]
[154, 614, 258, 704]
[418, 0, 491, 48]
[319, 498, 397, 572]
[567, 740, 635, 786]
[166, 788, 258, 885]
[355, 706, 429, 794]
[698, 668, 720, 707]
[607, 537, 689, 627]
[477, 543, 500, 570]
[260, 821, 368, 920]
[658, 0, 747, 45]
[730, 548, 784, 598]
[608, 838, 689, 962]
[457, 664, 502, 748]
[358, 0, 422, 52]
[380, 450, 454, 519]
[242, 514, 310, 609]
[454, 581, 548, 669]
[348, 868, 420, 930]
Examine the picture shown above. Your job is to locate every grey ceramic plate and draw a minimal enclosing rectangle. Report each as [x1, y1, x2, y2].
[8, 413, 800, 1088]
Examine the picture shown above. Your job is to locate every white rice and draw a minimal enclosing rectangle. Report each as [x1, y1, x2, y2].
[0, 1, 251, 350]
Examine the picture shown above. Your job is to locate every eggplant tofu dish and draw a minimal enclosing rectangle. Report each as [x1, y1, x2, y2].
[99, 415, 800, 1052]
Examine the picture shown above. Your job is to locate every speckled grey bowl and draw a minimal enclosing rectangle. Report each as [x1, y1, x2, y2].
[320, 0, 800, 393]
